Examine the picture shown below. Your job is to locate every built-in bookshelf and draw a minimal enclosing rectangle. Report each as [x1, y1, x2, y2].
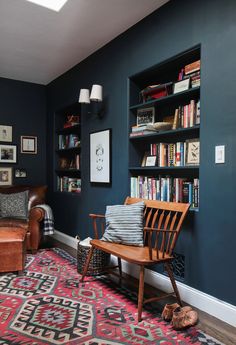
[128, 46, 200, 210]
[54, 103, 81, 194]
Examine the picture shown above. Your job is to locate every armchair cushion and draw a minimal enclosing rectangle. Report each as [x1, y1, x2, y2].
[101, 201, 145, 246]
[0, 191, 29, 219]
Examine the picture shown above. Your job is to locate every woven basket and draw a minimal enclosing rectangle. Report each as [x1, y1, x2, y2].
[77, 238, 110, 276]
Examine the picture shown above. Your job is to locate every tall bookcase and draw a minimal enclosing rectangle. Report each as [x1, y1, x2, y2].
[54, 102, 81, 194]
[128, 46, 200, 210]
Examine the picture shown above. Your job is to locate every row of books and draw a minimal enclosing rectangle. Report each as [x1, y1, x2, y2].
[145, 140, 199, 167]
[130, 176, 199, 208]
[59, 154, 80, 170]
[57, 177, 81, 193]
[172, 99, 200, 129]
[59, 134, 80, 150]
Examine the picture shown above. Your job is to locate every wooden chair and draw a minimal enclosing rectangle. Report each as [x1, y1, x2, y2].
[81, 197, 190, 321]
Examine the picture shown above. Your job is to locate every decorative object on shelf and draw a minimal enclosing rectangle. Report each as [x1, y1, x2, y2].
[185, 139, 200, 165]
[21, 136, 37, 154]
[0, 125, 12, 142]
[140, 82, 173, 103]
[63, 115, 79, 128]
[173, 78, 190, 94]
[145, 156, 157, 167]
[137, 107, 155, 126]
[0, 167, 12, 185]
[78, 84, 104, 118]
[147, 122, 173, 131]
[15, 169, 27, 178]
[90, 129, 111, 184]
[0, 144, 17, 163]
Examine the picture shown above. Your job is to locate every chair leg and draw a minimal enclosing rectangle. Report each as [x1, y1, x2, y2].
[118, 257, 122, 278]
[165, 262, 182, 307]
[137, 265, 145, 322]
[81, 246, 94, 282]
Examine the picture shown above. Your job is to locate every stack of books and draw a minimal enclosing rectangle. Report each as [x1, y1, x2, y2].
[178, 60, 200, 88]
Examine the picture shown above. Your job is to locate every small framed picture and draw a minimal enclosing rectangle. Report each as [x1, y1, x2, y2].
[15, 169, 27, 178]
[21, 136, 37, 154]
[186, 139, 200, 165]
[90, 129, 111, 184]
[173, 78, 190, 94]
[0, 167, 12, 186]
[145, 156, 157, 167]
[137, 107, 155, 126]
[0, 125, 12, 142]
[0, 144, 17, 163]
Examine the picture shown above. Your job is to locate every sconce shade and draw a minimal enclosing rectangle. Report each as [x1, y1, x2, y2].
[78, 89, 90, 103]
[90, 84, 103, 102]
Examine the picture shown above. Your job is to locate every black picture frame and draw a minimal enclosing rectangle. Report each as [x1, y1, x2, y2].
[137, 107, 155, 126]
[90, 128, 111, 184]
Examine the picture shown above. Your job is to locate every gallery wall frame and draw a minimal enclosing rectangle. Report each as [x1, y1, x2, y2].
[90, 128, 111, 184]
[21, 136, 37, 154]
[0, 167, 12, 186]
[0, 144, 17, 163]
[0, 125, 12, 142]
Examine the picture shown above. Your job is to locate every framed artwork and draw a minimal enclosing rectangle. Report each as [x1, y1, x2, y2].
[0, 125, 12, 142]
[186, 139, 200, 165]
[0, 144, 17, 163]
[21, 136, 37, 154]
[15, 169, 27, 178]
[173, 78, 190, 94]
[90, 129, 111, 184]
[145, 156, 157, 167]
[137, 107, 155, 126]
[0, 167, 12, 186]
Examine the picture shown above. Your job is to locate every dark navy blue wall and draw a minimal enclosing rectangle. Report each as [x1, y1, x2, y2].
[47, 0, 236, 305]
[0, 77, 47, 185]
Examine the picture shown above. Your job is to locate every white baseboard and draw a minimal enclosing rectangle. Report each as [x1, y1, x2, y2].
[51, 230, 236, 327]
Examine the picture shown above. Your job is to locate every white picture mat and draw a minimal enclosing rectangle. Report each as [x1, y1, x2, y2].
[0, 125, 12, 142]
[0, 145, 17, 163]
[90, 129, 110, 183]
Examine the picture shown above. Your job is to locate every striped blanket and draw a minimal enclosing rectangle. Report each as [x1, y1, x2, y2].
[35, 204, 54, 235]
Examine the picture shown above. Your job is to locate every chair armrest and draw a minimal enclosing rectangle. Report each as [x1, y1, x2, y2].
[89, 213, 105, 239]
[89, 214, 105, 219]
[29, 207, 45, 222]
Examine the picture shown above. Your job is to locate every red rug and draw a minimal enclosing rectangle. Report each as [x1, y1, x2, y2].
[0, 248, 222, 344]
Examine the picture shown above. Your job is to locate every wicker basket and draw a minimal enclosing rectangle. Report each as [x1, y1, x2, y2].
[77, 237, 110, 276]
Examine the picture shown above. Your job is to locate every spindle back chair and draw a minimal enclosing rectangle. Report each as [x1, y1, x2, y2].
[81, 197, 190, 321]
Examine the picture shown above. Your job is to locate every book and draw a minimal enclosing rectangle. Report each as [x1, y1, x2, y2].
[195, 100, 200, 124]
[184, 60, 200, 75]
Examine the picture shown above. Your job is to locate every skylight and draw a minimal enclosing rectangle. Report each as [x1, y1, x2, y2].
[26, 0, 68, 12]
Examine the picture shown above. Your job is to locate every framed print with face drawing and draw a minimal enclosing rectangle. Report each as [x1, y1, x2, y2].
[90, 129, 111, 184]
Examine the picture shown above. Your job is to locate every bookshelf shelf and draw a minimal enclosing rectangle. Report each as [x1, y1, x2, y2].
[129, 87, 200, 110]
[129, 166, 199, 171]
[128, 46, 200, 208]
[54, 103, 81, 194]
[129, 125, 199, 140]
[56, 147, 81, 154]
[56, 124, 80, 135]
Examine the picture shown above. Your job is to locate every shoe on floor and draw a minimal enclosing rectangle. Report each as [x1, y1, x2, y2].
[161, 303, 180, 321]
[171, 306, 198, 330]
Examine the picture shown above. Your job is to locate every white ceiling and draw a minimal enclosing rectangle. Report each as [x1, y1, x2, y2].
[0, 0, 168, 85]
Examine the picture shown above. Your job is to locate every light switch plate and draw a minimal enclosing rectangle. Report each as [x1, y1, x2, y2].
[215, 145, 225, 164]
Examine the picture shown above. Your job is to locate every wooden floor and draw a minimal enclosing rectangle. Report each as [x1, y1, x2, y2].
[41, 238, 236, 345]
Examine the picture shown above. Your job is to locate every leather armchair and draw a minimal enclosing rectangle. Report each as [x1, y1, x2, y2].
[0, 185, 47, 252]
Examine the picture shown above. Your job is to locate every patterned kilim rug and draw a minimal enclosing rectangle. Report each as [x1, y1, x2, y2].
[0, 248, 223, 345]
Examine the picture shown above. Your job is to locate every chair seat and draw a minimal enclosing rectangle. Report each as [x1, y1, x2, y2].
[91, 239, 172, 265]
[0, 218, 28, 229]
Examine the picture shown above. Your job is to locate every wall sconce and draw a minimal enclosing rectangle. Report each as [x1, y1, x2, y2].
[78, 84, 104, 118]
